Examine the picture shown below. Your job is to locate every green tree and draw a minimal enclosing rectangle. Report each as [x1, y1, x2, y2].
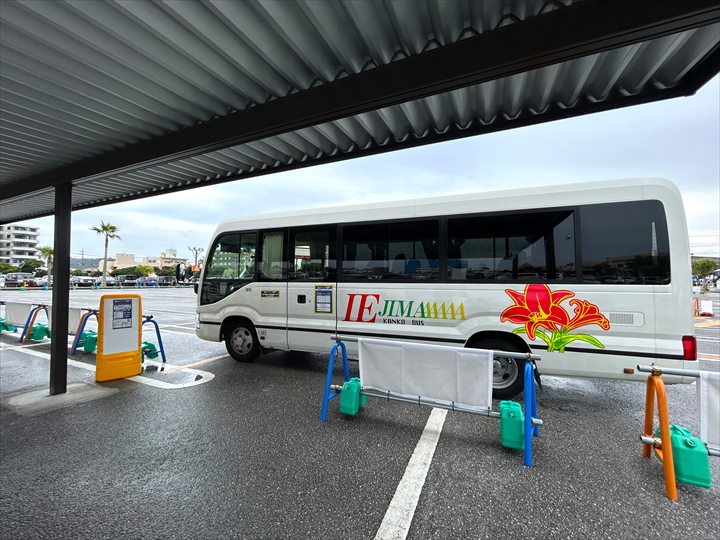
[135, 264, 153, 277]
[692, 258, 716, 277]
[90, 221, 120, 288]
[19, 259, 44, 274]
[0, 263, 18, 273]
[38, 246, 54, 278]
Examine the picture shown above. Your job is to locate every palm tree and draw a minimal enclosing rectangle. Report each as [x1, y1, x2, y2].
[90, 221, 120, 288]
[38, 246, 53, 279]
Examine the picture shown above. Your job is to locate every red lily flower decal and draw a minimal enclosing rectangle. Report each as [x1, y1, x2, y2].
[500, 284, 574, 340]
[501, 285, 611, 352]
[566, 299, 610, 332]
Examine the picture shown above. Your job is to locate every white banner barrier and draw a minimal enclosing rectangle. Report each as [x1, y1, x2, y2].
[698, 371, 720, 453]
[4, 302, 34, 327]
[3, 303, 86, 335]
[359, 338, 493, 412]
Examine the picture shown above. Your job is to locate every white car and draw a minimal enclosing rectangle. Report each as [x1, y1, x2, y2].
[70, 275, 96, 288]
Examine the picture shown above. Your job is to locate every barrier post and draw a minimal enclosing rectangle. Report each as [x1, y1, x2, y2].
[523, 360, 539, 468]
[320, 340, 349, 423]
[141, 315, 167, 364]
[642, 371, 677, 501]
[70, 309, 99, 354]
[19, 305, 50, 343]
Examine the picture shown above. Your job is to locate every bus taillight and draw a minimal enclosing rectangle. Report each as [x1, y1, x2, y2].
[682, 336, 697, 360]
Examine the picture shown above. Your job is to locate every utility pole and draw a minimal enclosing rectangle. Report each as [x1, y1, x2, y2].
[188, 246, 204, 268]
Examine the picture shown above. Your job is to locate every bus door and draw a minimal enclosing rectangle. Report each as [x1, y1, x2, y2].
[253, 229, 289, 350]
[287, 226, 337, 352]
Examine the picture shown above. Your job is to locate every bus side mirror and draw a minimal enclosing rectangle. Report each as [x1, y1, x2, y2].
[176, 263, 186, 281]
[194, 283, 199, 294]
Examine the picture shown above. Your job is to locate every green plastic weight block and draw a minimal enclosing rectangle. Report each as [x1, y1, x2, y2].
[655, 424, 711, 488]
[28, 324, 50, 341]
[80, 330, 98, 353]
[0, 318, 17, 333]
[141, 341, 159, 360]
[339, 377, 363, 416]
[499, 400, 525, 450]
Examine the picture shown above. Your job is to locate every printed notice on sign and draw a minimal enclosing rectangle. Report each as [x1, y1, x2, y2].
[315, 285, 333, 314]
[112, 298, 133, 329]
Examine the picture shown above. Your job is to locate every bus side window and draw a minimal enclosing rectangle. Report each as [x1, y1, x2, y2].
[447, 211, 574, 282]
[290, 226, 336, 281]
[580, 201, 669, 284]
[341, 220, 439, 281]
[260, 231, 287, 281]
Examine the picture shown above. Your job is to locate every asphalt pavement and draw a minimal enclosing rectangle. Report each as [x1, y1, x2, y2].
[1, 287, 719, 539]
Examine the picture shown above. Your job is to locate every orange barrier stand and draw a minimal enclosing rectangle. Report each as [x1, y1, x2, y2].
[642, 368, 677, 501]
[21, 304, 49, 343]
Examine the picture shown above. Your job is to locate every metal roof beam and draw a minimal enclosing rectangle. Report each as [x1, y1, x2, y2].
[3, 0, 719, 201]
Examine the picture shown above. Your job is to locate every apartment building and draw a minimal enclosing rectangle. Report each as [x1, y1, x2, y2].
[0, 224, 39, 267]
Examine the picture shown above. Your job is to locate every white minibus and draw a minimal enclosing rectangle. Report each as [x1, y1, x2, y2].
[190, 178, 696, 397]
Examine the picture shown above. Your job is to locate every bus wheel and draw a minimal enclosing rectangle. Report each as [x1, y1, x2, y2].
[225, 321, 258, 362]
[470, 338, 525, 399]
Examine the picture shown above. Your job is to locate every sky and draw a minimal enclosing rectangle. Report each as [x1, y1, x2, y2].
[21, 75, 720, 264]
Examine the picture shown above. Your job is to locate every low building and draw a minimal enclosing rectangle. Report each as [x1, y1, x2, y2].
[143, 249, 186, 269]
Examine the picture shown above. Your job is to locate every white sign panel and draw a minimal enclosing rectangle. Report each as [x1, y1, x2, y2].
[101, 296, 140, 355]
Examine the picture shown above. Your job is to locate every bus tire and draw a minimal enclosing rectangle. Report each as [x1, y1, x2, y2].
[225, 321, 259, 362]
[469, 338, 525, 399]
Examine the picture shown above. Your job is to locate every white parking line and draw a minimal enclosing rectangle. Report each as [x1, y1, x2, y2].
[0, 341, 53, 351]
[152, 327, 196, 335]
[375, 408, 447, 540]
[5, 347, 214, 388]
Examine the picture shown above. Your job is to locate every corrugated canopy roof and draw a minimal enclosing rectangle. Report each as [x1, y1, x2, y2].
[1, 0, 719, 223]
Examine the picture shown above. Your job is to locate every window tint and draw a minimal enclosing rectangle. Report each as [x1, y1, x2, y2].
[259, 230, 286, 281]
[290, 227, 336, 281]
[447, 211, 575, 281]
[341, 220, 439, 281]
[581, 200, 670, 284]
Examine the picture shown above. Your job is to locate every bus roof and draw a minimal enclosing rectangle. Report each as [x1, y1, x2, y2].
[215, 178, 682, 234]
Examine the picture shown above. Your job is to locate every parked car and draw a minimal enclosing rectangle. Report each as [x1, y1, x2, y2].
[115, 275, 138, 287]
[96, 276, 117, 287]
[138, 276, 157, 287]
[4, 272, 39, 288]
[156, 276, 177, 287]
[70, 275, 95, 288]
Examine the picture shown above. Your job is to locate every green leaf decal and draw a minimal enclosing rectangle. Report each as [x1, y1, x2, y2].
[554, 333, 605, 351]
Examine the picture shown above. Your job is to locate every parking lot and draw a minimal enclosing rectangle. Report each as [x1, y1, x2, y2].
[1, 287, 719, 539]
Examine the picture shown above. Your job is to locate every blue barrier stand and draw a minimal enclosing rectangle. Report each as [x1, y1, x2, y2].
[320, 340, 349, 423]
[70, 309, 98, 355]
[142, 315, 167, 364]
[18, 305, 49, 343]
[523, 361, 539, 468]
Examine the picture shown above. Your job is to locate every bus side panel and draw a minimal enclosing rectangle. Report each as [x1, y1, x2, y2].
[287, 281, 337, 353]
[196, 282, 288, 350]
[336, 283, 472, 358]
[334, 282, 682, 382]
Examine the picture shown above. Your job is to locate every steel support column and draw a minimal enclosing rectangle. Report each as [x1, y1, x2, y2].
[49, 182, 71, 395]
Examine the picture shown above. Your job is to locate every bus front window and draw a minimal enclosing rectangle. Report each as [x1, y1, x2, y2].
[201, 232, 257, 305]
